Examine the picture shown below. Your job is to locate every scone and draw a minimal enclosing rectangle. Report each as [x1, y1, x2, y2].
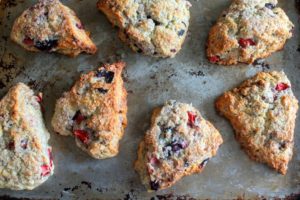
[134, 100, 223, 191]
[216, 71, 298, 174]
[0, 83, 54, 190]
[97, 0, 191, 58]
[51, 62, 127, 159]
[11, 0, 97, 57]
[207, 0, 294, 65]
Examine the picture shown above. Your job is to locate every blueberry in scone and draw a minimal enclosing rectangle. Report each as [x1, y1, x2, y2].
[0, 83, 54, 190]
[97, 0, 191, 58]
[216, 71, 298, 174]
[207, 0, 294, 65]
[51, 62, 127, 159]
[134, 100, 223, 191]
[11, 0, 97, 57]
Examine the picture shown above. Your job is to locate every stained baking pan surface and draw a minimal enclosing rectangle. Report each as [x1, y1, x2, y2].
[0, 0, 299, 199]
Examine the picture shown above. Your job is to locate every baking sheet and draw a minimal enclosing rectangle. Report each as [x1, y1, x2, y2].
[0, 0, 299, 199]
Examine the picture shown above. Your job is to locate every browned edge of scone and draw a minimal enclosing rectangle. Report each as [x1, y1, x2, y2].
[215, 71, 298, 174]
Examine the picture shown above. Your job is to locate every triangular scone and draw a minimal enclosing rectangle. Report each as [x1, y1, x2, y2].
[207, 0, 294, 65]
[97, 0, 191, 58]
[11, 0, 97, 57]
[216, 71, 298, 174]
[52, 62, 127, 159]
[0, 83, 54, 190]
[134, 100, 223, 191]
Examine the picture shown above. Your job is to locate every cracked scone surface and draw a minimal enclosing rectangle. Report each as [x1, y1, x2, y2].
[0, 83, 54, 190]
[97, 0, 191, 58]
[207, 0, 294, 65]
[216, 71, 298, 174]
[11, 0, 97, 57]
[52, 62, 127, 159]
[134, 100, 223, 191]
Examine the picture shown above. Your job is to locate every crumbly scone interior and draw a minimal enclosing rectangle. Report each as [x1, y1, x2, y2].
[52, 63, 127, 159]
[216, 71, 298, 174]
[207, 0, 294, 64]
[0, 83, 53, 190]
[135, 100, 223, 191]
[98, 0, 191, 57]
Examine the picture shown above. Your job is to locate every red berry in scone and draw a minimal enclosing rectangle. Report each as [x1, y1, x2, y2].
[134, 100, 223, 191]
[11, 0, 97, 57]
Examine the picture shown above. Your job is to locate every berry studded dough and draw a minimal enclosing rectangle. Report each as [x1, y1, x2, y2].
[216, 71, 298, 174]
[97, 0, 191, 58]
[52, 62, 127, 159]
[11, 0, 97, 57]
[134, 100, 223, 191]
[0, 83, 54, 190]
[207, 0, 294, 65]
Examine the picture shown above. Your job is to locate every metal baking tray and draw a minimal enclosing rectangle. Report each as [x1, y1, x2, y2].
[0, 0, 299, 199]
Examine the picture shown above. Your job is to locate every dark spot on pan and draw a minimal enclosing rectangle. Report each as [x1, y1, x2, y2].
[296, 0, 300, 14]
[81, 181, 92, 189]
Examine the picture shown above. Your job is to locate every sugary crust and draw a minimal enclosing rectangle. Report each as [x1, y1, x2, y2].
[11, 0, 97, 57]
[97, 0, 191, 58]
[51, 62, 127, 159]
[0, 83, 54, 190]
[134, 100, 223, 191]
[206, 0, 294, 65]
[216, 71, 298, 174]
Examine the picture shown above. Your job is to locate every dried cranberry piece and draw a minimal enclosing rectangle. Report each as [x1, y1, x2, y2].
[238, 38, 256, 48]
[150, 156, 160, 166]
[72, 111, 86, 124]
[170, 49, 177, 53]
[23, 37, 34, 46]
[41, 164, 51, 176]
[265, 3, 275, 9]
[208, 55, 220, 63]
[275, 83, 290, 91]
[7, 141, 15, 150]
[35, 39, 58, 51]
[36, 93, 45, 112]
[199, 158, 209, 169]
[73, 130, 89, 144]
[187, 111, 197, 127]
[96, 70, 115, 83]
[36, 93, 43, 103]
[150, 180, 160, 191]
[97, 88, 108, 94]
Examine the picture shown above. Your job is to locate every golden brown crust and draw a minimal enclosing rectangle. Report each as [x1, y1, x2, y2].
[216, 71, 298, 174]
[206, 0, 293, 65]
[52, 62, 127, 159]
[135, 100, 223, 191]
[11, 0, 97, 57]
